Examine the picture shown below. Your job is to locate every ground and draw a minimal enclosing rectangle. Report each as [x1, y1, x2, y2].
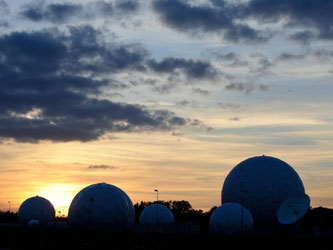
[0, 226, 332, 250]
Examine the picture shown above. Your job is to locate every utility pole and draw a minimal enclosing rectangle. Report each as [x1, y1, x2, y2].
[8, 201, 11, 212]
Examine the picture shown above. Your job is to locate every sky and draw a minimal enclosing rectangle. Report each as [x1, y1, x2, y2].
[1, 0, 333, 216]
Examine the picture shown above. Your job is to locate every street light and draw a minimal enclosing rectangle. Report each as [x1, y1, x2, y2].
[8, 201, 11, 212]
[154, 189, 159, 227]
[154, 189, 159, 202]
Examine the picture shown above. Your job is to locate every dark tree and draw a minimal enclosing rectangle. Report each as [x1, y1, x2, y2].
[0, 211, 18, 223]
[302, 207, 333, 232]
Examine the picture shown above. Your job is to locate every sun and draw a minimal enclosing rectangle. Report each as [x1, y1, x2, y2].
[37, 184, 79, 217]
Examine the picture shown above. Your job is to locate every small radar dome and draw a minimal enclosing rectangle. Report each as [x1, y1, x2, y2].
[28, 219, 40, 228]
[18, 196, 55, 226]
[68, 183, 135, 230]
[139, 204, 174, 225]
[210, 203, 253, 234]
[222, 156, 305, 227]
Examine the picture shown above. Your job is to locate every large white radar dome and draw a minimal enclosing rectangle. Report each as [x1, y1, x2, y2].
[139, 204, 174, 225]
[68, 183, 135, 230]
[210, 203, 253, 234]
[18, 196, 55, 226]
[221, 156, 305, 227]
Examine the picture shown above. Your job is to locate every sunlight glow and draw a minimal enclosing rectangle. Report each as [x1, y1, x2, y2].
[37, 184, 78, 217]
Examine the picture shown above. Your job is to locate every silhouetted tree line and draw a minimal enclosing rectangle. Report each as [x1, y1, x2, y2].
[302, 207, 333, 231]
[134, 200, 217, 231]
[0, 211, 17, 223]
[2, 203, 333, 231]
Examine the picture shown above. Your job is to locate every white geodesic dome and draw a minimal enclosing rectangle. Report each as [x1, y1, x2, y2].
[210, 203, 253, 234]
[68, 183, 135, 229]
[18, 196, 55, 226]
[139, 204, 174, 225]
[221, 156, 305, 227]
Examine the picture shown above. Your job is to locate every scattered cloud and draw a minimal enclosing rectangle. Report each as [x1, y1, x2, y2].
[152, 0, 269, 43]
[217, 103, 245, 111]
[151, 82, 178, 95]
[148, 58, 218, 79]
[229, 117, 241, 121]
[289, 31, 316, 45]
[153, 0, 333, 44]
[192, 88, 210, 96]
[21, 1, 82, 23]
[208, 50, 249, 67]
[88, 164, 118, 170]
[313, 49, 333, 61]
[275, 52, 308, 62]
[0, 0, 9, 27]
[225, 82, 255, 94]
[176, 100, 190, 107]
[20, 0, 140, 23]
[241, 0, 333, 42]
[0, 0, 9, 14]
[250, 54, 274, 77]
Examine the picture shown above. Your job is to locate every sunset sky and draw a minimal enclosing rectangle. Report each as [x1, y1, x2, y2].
[1, 0, 333, 215]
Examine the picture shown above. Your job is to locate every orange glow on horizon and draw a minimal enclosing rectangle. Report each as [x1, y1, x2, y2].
[37, 184, 79, 217]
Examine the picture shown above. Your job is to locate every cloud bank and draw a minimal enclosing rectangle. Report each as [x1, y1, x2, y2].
[0, 26, 190, 142]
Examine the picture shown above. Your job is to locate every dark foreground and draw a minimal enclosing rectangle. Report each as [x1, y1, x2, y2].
[0, 227, 332, 250]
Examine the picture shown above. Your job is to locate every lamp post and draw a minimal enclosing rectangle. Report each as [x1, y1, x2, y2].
[240, 181, 244, 233]
[154, 189, 159, 202]
[8, 201, 11, 213]
[154, 189, 159, 228]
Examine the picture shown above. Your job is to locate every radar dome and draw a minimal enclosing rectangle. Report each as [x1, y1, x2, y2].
[18, 196, 55, 226]
[139, 204, 174, 225]
[28, 219, 40, 228]
[221, 156, 305, 227]
[68, 183, 135, 230]
[210, 203, 253, 234]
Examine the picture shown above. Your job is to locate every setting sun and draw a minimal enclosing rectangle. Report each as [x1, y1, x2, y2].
[37, 184, 79, 217]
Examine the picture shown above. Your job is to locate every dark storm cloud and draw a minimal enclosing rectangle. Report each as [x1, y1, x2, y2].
[21, 2, 82, 23]
[148, 58, 217, 79]
[0, 26, 189, 142]
[21, 0, 140, 23]
[114, 0, 139, 13]
[153, 0, 333, 43]
[152, 0, 268, 43]
[241, 0, 333, 41]
[94, 0, 139, 16]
